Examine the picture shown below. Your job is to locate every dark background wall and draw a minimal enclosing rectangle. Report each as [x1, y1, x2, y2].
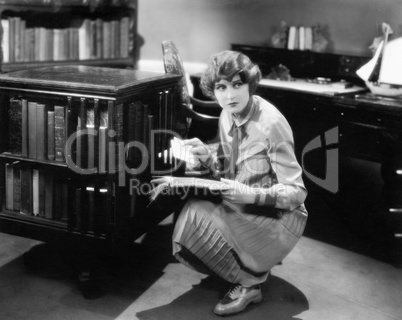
[137, 0, 402, 63]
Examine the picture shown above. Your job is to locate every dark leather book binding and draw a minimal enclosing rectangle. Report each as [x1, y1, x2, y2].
[36, 103, 48, 160]
[54, 105, 66, 162]
[28, 101, 37, 159]
[20, 165, 33, 215]
[8, 97, 23, 155]
[47, 110, 55, 160]
[44, 172, 54, 219]
[12, 162, 21, 212]
[21, 99, 28, 157]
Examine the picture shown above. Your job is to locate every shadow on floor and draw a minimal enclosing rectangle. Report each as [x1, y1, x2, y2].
[136, 274, 309, 320]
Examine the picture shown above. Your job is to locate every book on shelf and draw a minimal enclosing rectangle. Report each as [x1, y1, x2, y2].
[47, 110, 55, 160]
[98, 103, 108, 173]
[1, 19, 9, 63]
[54, 105, 66, 162]
[36, 103, 48, 160]
[32, 168, 39, 216]
[112, 103, 124, 168]
[21, 99, 28, 157]
[305, 26, 313, 50]
[5, 162, 14, 210]
[20, 165, 33, 215]
[76, 99, 88, 169]
[28, 101, 37, 159]
[86, 185, 95, 233]
[44, 172, 54, 219]
[2, 14, 131, 64]
[86, 101, 95, 169]
[32, 169, 46, 217]
[8, 97, 23, 155]
[13, 162, 21, 212]
[74, 186, 82, 232]
[5, 161, 22, 212]
[143, 104, 150, 151]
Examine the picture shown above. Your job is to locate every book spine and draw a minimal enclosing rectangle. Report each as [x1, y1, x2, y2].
[65, 97, 77, 164]
[54, 105, 66, 162]
[47, 110, 55, 160]
[44, 172, 54, 219]
[75, 186, 82, 232]
[32, 168, 39, 216]
[298, 26, 306, 51]
[21, 99, 28, 157]
[98, 101, 108, 174]
[5, 163, 14, 210]
[77, 98, 87, 169]
[8, 17, 15, 62]
[287, 26, 297, 50]
[305, 26, 313, 50]
[102, 21, 111, 59]
[143, 104, 150, 161]
[36, 103, 48, 160]
[86, 185, 95, 232]
[38, 169, 46, 217]
[61, 182, 68, 221]
[113, 103, 123, 170]
[120, 16, 129, 58]
[20, 166, 32, 215]
[86, 100, 95, 169]
[12, 162, 21, 212]
[1, 19, 10, 63]
[95, 186, 108, 236]
[28, 101, 37, 159]
[134, 102, 144, 162]
[53, 180, 62, 220]
[96, 18, 103, 59]
[8, 97, 23, 155]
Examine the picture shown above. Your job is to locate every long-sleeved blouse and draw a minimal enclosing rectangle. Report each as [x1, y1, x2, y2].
[217, 95, 307, 211]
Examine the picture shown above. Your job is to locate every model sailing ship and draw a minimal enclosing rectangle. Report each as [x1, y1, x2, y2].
[356, 23, 402, 97]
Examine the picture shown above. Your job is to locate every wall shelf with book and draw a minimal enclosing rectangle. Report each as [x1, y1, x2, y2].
[0, 0, 137, 72]
[0, 65, 184, 245]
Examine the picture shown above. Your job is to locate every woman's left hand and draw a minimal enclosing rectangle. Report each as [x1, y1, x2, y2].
[220, 178, 256, 204]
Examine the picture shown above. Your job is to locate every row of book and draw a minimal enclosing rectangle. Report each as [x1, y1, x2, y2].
[287, 25, 314, 51]
[5, 161, 109, 235]
[1, 15, 131, 63]
[8, 98, 68, 162]
[7, 96, 160, 173]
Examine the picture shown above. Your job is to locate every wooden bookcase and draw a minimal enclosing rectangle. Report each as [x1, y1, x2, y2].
[0, 0, 137, 73]
[0, 65, 183, 246]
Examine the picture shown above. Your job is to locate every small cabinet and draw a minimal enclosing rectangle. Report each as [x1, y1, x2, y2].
[0, 65, 182, 245]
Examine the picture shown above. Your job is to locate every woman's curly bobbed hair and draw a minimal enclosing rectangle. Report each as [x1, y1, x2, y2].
[200, 50, 262, 100]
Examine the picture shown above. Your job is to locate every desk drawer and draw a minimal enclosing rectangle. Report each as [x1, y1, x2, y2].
[339, 122, 401, 161]
[339, 106, 401, 130]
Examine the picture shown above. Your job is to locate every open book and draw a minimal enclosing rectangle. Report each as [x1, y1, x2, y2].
[148, 176, 230, 208]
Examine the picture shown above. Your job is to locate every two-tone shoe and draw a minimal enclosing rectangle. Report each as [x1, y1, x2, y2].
[213, 284, 263, 316]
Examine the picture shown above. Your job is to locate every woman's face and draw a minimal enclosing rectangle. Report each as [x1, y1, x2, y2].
[214, 74, 250, 116]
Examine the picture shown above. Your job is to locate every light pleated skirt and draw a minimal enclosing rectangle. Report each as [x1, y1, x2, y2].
[173, 198, 307, 286]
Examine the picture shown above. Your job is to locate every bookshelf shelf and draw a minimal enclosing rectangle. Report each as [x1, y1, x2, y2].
[0, 0, 137, 72]
[0, 65, 183, 246]
[0, 152, 69, 167]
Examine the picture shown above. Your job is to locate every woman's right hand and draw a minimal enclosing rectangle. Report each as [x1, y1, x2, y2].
[182, 138, 211, 165]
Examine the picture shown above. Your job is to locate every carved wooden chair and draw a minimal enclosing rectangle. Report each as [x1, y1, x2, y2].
[161, 40, 220, 142]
